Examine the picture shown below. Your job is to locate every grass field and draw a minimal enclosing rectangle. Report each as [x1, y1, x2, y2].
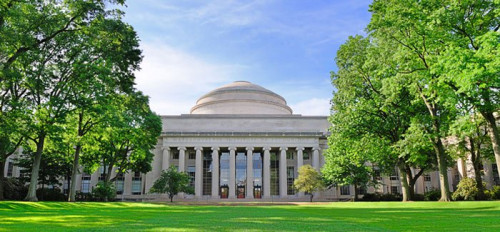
[0, 201, 499, 231]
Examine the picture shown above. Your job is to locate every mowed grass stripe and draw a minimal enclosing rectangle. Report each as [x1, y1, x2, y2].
[0, 201, 499, 231]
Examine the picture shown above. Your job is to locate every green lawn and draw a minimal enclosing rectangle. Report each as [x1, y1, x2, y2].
[0, 201, 499, 231]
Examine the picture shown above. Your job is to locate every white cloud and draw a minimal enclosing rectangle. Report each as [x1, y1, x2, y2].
[134, 42, 246, 115]
[290, 98, 331, 116]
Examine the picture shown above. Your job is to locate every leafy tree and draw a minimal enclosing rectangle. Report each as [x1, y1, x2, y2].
[81, 92, 162, 186]
[323, 135, 373, 201]
[150, 166, 194, 202]
[368, 0, 462, 201]
[294, 165, 324, 202]
[327, 35, 434, 201]
[449, 113, 492, 200]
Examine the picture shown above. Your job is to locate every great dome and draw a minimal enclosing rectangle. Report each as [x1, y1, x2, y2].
[190, 81, 293, 115]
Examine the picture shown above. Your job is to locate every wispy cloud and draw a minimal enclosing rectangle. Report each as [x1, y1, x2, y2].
[135, 42, 247, 114]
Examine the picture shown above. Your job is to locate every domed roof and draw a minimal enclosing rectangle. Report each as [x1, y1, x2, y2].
[190, 81, 293, 115]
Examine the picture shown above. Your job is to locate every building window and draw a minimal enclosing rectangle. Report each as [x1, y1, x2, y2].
[373, 169, 381, 181]
[115, 173, 124, 195]
[219, 152, 230, 198]
[98, 166, 105, 181]
[81, 174, 91, 193]
[390, 168, 399, 180]
[187, 166, 196, 188]
[270, 151, 280, 196]
[424, 174, 431, 182]
[188, 152, 196, 160]
[202, 151, 212, 196]
[132, 172, 142, 195]
[236, 152, 247, 198]
[287, 166, 295, 195]
[253, 153, 262, 199]
[303, 152, 310, 160]
[286, 151, 294, 160]
[172, 152, 179, 160]
[391, 186, 399, 194]
[340, 185, 350, 195]
[6, 161, 14, 177]
[493, 164, 500, 185]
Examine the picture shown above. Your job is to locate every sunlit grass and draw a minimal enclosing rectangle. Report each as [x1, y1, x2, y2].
[0, 201, 499, 231]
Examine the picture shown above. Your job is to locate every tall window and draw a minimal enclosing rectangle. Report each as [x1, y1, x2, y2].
[202, 150, 212, 195]
[172, 151, 179, 160]
[340, 185, 350, 195]
[187, 166, 196, 188]
[188, 152, 196, 160]
[303, 152, 310, 160]
[373, 169, 381, 181]
[236, 152, 247, 198]
[493, 164, 500, 185]
[253, 152, 262, 198]
[286, 151, 294, 160]
[287, 166, 295, 195]
[391, 186, 399, 194]
[6, 162, 13, 177]
[81, 174, 91, 193]
[219, 152, 230, 198]
[132, 172, 142, 195]
[390, 168, 399, 180]
[424, 174, 431, 182]
[270, 151, 279, 196]
[115, 173, 124, 195]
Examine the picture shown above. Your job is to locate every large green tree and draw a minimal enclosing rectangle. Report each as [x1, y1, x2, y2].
[81, 92, 161, 188]
[368, 0, 462, 201]
[325, 35, 434, 201]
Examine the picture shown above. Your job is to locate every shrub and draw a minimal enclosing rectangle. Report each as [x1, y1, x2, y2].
[485, 186, 500, 200]
[2, 178, 28, 200]
[361, 193, 380, 201]
[452, 177, 480, 201]
[92, 182, 116, 202]
[424, 189, 441, 201]
[76, 192, 94, 201]
[379, 193, 402, 201]
[412, 194, 425, 201]
[37, 187, 66, 201]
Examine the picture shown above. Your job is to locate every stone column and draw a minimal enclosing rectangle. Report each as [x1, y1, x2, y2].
[312, 147, 320, 171]
[263, 147, 271, 198]
[162, 147, 170, 171]
[279, 147, 288, 198]
[178, 147, 186, 172]
[296, 147, 304, 197]
[246, 147, 254, 199]
[229, 147, 237, 199]
[195, 147, 203, 198]
[211, 147, 220, 198]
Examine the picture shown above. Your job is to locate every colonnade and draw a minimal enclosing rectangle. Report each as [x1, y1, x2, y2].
[161, 146, 321, 199]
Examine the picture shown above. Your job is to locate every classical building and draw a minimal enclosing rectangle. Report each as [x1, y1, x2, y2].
[3, 81, 499, 201]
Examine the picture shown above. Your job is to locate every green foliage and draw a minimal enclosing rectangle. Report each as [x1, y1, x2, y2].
[150, 166, 194, 202]
[294, 165, 324, 202]
[452, 177, 480, 201]
[485, 186, 500, 200]
[92, 182, 117, 202]
[1, 178, 28, 200]
[424, 189, 442, 201]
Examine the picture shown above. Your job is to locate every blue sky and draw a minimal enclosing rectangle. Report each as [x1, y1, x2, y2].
[120, 0, 372, 115]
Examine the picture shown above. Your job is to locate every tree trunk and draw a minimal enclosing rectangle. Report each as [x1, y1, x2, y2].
[170, 194, 173, 202]
[0, 160, 5, 200]
[469, 139, 486, 200]
[310, 194, 313, 202]
[482, 112, 500, 180]
[68, 144, 81, 202]
[408, 167, 424, 201]
[434, 139, 451, 201]
[24, 132, 46, 202]
[398, 162, 411, 201]
[353, 183, 359, 201]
